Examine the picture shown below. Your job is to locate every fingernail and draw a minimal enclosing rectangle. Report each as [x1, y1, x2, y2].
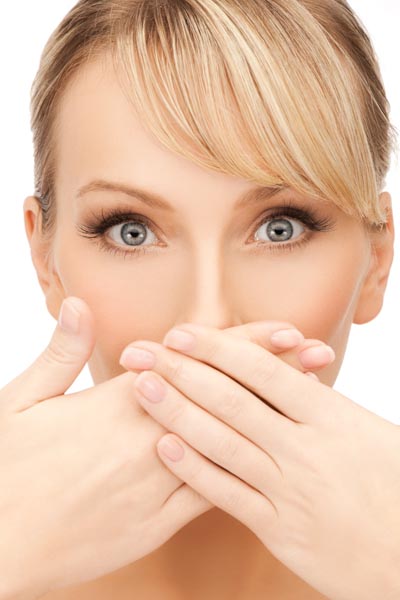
[59, 299, 80, 334]
[120, 347, 156, 369]
[158, 437, 185, 461]
[298, 345, 335, 369]
[163, 328, 196, 352]
[135, 372, 166, 403]
[270, 328, 304, 348]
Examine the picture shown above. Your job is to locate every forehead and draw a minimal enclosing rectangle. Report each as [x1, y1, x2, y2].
[55, 55, 269, 212]
[55, 53, 337, 223]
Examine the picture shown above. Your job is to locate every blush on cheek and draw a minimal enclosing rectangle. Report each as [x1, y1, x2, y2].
[82, 266, 184, 381]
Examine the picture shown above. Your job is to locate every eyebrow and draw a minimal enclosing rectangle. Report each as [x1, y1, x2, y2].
[76, 179, 287, 211]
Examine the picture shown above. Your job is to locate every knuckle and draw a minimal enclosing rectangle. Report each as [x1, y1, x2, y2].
[165, 398, 186, 428]
[248, 351, 278, 389]
[221, 483, 243, 513]
[164, 354, 186, 382]
[182, 453, 205, 485]
[185, 485, 212, 511]
[217, 386, 243, 421]
[211, 433, 240, 465]
[41, 340, 78, 367]
[203, 334, 222, 364]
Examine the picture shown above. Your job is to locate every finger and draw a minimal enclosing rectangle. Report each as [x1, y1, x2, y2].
[134, 370, 283, 498]
[157, 433, 276, 533]
[297, 340, 335, 371]
[208, 322, 334, 372]
[223, 320, 305, 351]
[159, 483, 214, 540]
[127, 323, 341, 427]
[128, 341, 301, 464]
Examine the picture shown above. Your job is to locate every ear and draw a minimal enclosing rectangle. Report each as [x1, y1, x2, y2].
[353, 191, 395, 325]
[23, 195, 66, 321]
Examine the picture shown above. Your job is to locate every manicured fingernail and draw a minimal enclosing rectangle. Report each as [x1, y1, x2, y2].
[119, 347, 156, 369]
[158, 437, 185, 461]
[163, 328, 196, 352]
[270, 328, 304, 348]
[135, 372, 166, 403]
[59, 299, 81, 334]
[298, 345, 335, 369]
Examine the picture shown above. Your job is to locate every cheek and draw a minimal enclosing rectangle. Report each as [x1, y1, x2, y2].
[268, 262, 361, 341]
[55, 245, 187, 381]
[230, 241, 369, 383]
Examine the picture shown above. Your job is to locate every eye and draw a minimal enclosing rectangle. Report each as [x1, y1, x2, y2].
[247, 204, 336, 254]
[107, 220, 157, 248]
[76, 208, 162, 258]
[254, 216, 305, 244]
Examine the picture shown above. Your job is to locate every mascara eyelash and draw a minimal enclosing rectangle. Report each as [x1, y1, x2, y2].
[76, 207, 158, 259]
[76, 201, 336, 258]
[249, 202, 336, 255]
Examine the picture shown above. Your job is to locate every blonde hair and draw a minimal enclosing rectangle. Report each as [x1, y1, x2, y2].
[30, 0, 398, 242]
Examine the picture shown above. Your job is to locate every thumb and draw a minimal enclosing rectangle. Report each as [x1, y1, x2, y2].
[1, 297, 96, 414]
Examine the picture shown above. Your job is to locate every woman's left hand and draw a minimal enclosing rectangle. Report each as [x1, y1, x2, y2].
[119, 323, 400, 600]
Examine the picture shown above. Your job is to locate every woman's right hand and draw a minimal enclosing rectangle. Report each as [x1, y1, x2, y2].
[0, 297, 333, 600]
[0, 297, 213, 600]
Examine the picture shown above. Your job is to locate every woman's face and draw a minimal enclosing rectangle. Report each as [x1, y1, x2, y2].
[24, 53, 394, 386]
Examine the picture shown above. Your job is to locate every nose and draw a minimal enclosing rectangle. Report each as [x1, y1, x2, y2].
[178, 243, 241, 330]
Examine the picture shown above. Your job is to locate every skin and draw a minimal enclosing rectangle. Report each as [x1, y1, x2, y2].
[122, 324, 400, 599]
[23, 51, 394, 599]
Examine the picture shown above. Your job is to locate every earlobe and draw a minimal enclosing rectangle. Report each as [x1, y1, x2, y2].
[353, 191, 395, 325]
[23, 195, 66, 320]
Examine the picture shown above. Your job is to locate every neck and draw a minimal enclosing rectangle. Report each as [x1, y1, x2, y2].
[126, 508, 283, 598]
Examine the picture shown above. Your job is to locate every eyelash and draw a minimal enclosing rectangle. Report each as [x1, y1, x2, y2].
[76, 201, 336, 259]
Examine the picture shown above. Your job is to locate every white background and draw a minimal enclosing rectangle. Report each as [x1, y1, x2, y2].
[0, 2, 398, 421]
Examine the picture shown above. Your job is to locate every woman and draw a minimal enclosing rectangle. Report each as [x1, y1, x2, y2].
[7, 0, 397, 598]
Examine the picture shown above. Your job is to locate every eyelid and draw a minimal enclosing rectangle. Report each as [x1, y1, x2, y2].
[253, 203, 335, 231]
[78, 207, 164, 241]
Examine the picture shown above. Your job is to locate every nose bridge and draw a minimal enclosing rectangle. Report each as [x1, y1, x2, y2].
[183, 238, 237, 329]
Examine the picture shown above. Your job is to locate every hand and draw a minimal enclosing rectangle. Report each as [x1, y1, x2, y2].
[120, 323, 400, 600]
[0, 299, 211, 600]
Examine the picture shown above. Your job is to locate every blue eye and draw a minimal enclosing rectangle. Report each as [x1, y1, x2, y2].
[76, 208, 161, 258]
[254, 217, 305, 244]
[107, 220, 157, 248]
